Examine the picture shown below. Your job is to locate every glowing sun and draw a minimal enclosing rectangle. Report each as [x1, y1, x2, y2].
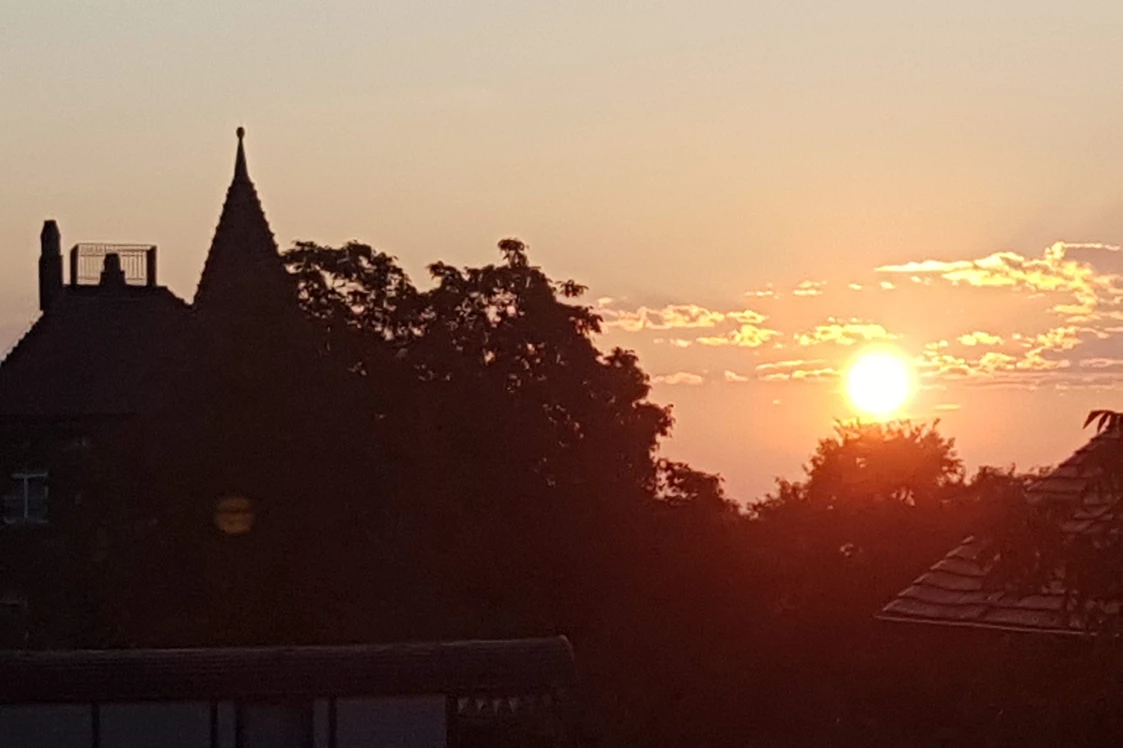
[845, 350, 915, 418]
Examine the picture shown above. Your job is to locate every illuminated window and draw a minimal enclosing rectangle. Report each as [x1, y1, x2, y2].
[2, 473, 48, 526]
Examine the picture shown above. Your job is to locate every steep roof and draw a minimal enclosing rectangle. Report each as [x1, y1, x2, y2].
[193, 128, 298, 322]
[879, 429, 1123, 634]
[0, 130, 299, 424]
[0, 285, 188, 421]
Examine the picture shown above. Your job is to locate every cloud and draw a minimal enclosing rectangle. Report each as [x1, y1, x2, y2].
[697, 323, 780, 348]
[793, 280, 825, 297]
[957, 331, 1004, 346]
[913, 327, 1085, 384]
[877, 242, 1123, 321]
[754, 359, 837, 382]
[728, 310, 768, 324]
[599, 302, 776, 335]
[1079, 357, 1123, 370]
[653, 371, 705, 386]
[934, 403, 962, 411]
[795, 320, 896, 347]
[599, 303, 727, 332]
[755, 359, 826, 372]
[759, 367, 839, 382]
[594, 240, 1123, 395]
[1031, 325, 1082, 352]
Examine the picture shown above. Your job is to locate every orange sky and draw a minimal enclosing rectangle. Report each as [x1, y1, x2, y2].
[6, 2, 1123, 500]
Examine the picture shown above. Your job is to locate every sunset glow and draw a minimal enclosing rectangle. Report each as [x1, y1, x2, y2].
[845, 350, 914, 419]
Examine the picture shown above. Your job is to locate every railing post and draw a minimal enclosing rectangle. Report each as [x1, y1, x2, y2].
[146, 246, 157, 286]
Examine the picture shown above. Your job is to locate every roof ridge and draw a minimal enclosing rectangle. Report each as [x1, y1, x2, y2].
[0, 312, 43, 369]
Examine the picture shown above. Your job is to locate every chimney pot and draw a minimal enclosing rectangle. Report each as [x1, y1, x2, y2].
[38, 220, 63, 311]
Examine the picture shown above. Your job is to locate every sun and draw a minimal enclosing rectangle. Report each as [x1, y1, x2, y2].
[845, 349, 915, 418]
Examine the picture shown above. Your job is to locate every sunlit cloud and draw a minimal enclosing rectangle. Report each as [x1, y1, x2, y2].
[957, 331, 1004, 346]
[794, 320, 896, 347]
[759, 367, 839, 383]
[755, 359, 826, 373]
[754, 359, 837, 382]
[652, 371, 705, 386]
[793, 280, 825, 297]
[728, 310, 768, 324]
[600, 303, 727, 332]
[877, 242, 1123, 322]
[696, 323, 780, 348]
[594, 239, 1123, 397]
[1079, 357, 1123, 369]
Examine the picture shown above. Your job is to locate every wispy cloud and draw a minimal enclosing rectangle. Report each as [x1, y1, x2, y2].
[793, 280, 825, 297]
[957, 331, 1004, 346]
[653, 371, 705, 386]
[600, 303, 727, 332]
[754, 359, 837, 382]
[759, 367, 839, 382]
[596, 240, 1123, 395]
[697, 323, 780, 348]
[877, 242, 1123, 322]
[795, 320, 896, 347]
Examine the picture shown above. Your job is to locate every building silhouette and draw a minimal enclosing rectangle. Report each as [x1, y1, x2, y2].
[0, 130, 382, 648]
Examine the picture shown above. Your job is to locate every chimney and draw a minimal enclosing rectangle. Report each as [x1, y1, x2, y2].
[38, 220, 62, 311]
[99, 253, 127, 290]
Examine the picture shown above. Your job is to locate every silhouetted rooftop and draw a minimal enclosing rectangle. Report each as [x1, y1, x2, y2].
[0, 285, 188, 420]
[879, 428, 1122, 634]
[0, 637, 575, 703]
[194, 128, 298, 319]
[0, 130, 301, 423]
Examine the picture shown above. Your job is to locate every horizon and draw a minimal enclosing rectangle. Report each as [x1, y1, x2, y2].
[8, 2, 1123, 501]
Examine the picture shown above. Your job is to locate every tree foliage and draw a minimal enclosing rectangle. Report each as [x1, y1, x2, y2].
[279, 239, 1123, 746]
[57, 231, 1123, 746]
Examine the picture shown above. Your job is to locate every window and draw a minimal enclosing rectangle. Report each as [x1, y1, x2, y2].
[239, 701, 313, 748]
[3, 472, 48, 525]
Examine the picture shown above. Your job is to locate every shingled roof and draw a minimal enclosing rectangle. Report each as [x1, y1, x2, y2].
[879, 428, 1123, 634]
[0, 285, 188, 421]
[194, 128, 299, 323]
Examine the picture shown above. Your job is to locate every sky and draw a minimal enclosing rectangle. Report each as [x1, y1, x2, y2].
[6, 1, 1123, 501]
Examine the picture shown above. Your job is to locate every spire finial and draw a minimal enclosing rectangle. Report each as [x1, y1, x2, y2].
[233, 127, 249, 183]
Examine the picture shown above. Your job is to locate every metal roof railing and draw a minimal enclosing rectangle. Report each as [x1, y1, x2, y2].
[69, 244, 157, 287]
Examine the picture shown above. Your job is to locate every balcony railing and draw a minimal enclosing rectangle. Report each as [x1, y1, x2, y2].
[69, 244, 157, 287]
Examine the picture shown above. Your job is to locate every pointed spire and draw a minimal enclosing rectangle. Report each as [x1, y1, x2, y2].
[233, 126, 249, 184]
[194, 127, 298, 317]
